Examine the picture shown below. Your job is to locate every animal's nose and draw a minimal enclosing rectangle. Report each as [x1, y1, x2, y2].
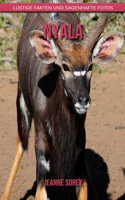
[78, 95, 89, 104]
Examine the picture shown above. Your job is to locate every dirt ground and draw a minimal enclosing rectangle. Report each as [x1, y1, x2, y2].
[0, 47, 125, 200]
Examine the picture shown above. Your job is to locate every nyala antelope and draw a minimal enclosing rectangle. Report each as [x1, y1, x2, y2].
[2, 0, 125, 200]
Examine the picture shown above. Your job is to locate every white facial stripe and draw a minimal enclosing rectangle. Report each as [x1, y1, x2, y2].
[81, 70, 86, 76]
[74, 71, 86, 76]
[40, 156, 50, 172]
[74, 71, 81, 76]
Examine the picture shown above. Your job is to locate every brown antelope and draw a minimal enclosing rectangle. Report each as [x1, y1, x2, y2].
[2, 0, 125, 200]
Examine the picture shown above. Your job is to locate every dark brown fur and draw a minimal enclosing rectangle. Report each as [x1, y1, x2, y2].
[17, 4, 92, 198]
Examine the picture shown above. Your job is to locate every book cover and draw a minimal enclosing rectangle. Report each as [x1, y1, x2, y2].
[0, 1, 125, 200]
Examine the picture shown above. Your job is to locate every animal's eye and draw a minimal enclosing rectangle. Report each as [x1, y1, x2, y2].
[63, 64, 69, 71]
[88, 64, 93, 71]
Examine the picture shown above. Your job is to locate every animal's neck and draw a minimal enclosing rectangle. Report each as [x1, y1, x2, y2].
[47, 75, 86, 179]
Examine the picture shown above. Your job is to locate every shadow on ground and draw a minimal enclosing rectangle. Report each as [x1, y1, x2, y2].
[117, 168, 125, 200]
[85, 149, 110, 200]
[20, 149, 125, 200]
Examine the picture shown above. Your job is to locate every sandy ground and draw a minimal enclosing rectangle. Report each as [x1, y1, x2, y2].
[0, 50, 125, 200]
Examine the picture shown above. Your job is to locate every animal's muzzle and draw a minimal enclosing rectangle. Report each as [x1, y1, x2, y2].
[75, 95, 91, 114]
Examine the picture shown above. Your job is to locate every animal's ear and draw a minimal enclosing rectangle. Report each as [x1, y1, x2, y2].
[29, 30, 58, 64]
[92, 32, 124, 64]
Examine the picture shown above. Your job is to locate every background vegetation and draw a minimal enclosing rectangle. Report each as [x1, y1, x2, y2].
[0, 0, 125, 71]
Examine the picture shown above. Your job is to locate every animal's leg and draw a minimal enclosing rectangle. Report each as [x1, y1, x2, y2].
[85, 159, 97, 200]
[35, 148, 49, 200]
[2, 84, 32, 200]
[35, 181, 47, 200]
[1, 135, 23, 200]
[77, 177, 88, 200]
[77, 159, 97, 200]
